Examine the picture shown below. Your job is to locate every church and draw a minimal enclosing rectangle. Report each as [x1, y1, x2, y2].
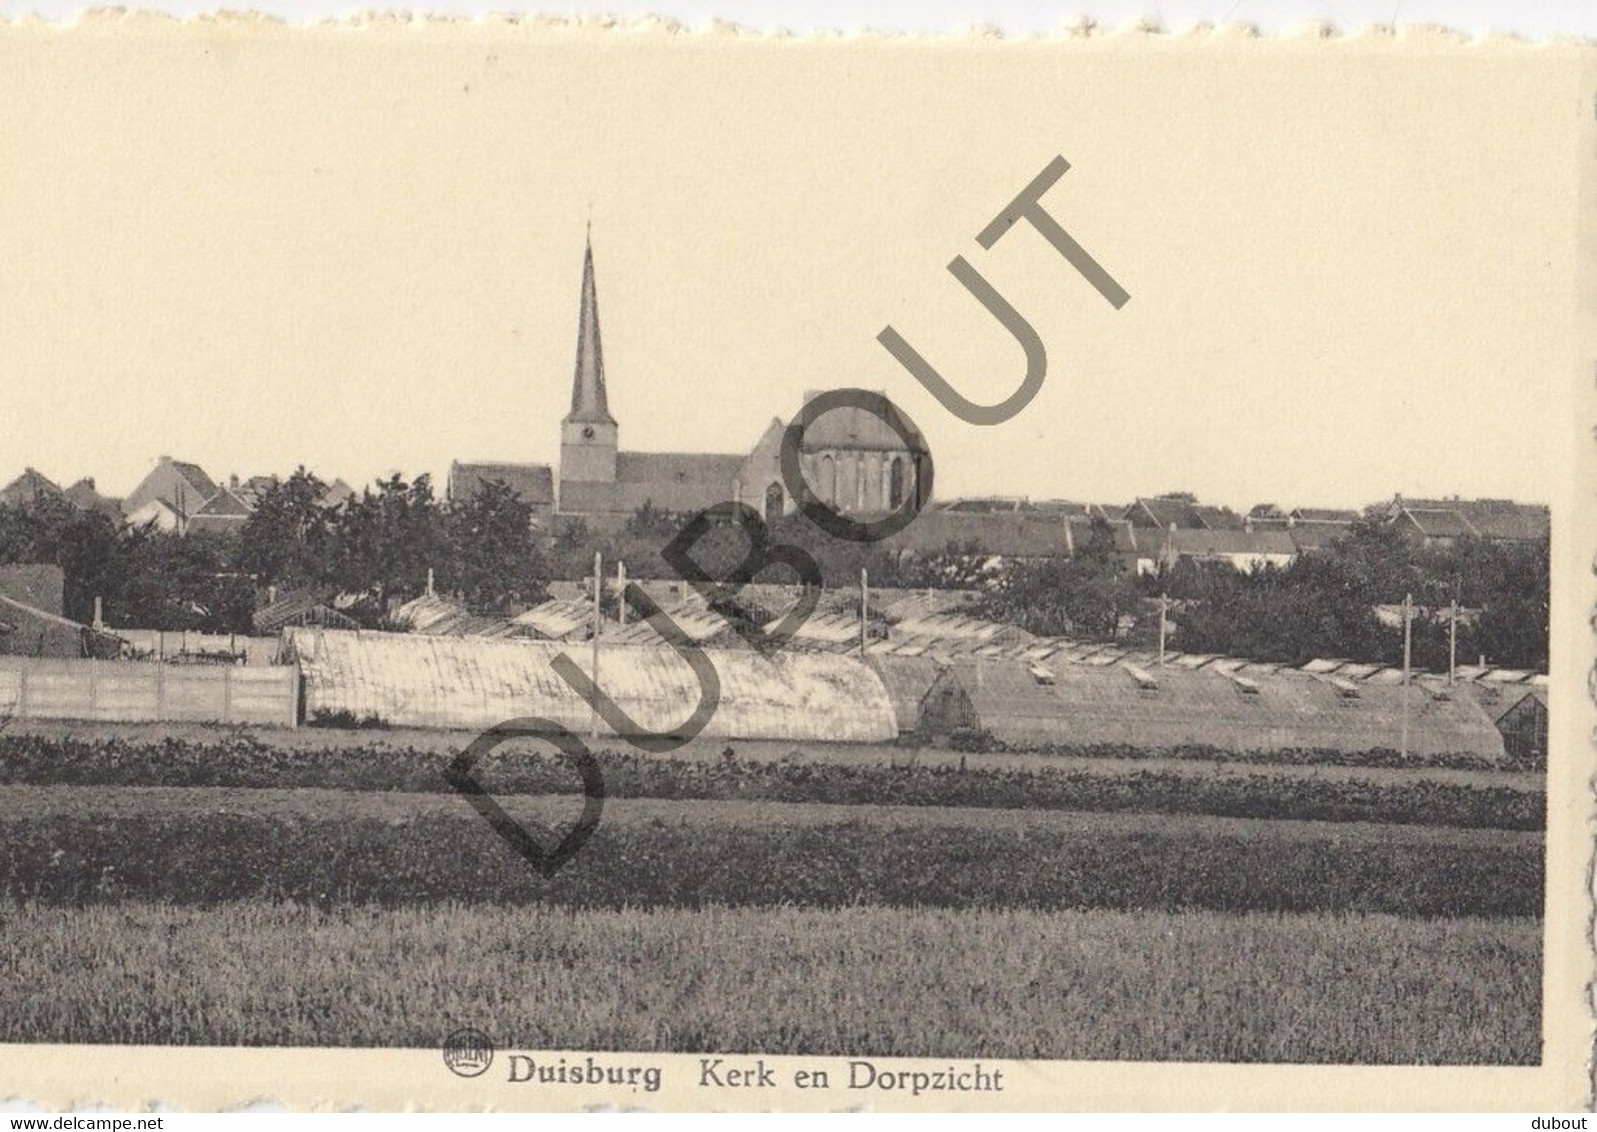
[449, 235, 932, 530]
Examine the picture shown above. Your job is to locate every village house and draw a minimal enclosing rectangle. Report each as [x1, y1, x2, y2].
[0, 468, 66, 508]
[1383, 495, 1548, 548]
[123, 456, 219, 532]
[1125, 496, 1246, 532]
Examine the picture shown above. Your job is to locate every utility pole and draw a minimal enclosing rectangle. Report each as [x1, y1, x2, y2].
[860, 567, 869, 655]
[1448, 597, 1458, 686]
[1400, 591, 1412, 758]
[1158, 592, 1169, 667]
[590, 551, 602, 741]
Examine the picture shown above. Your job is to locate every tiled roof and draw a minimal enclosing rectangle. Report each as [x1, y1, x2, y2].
[1394, 498, 1548, 542]
[1293, 507, 1360, 523]
[887, 509, 1071, 558]
[63, 478, 121, 516]
[559, 475, 738, 517]
[1066, 516, 1141, 555]
[1191, 505, 1246, 531]
[233, 475, 280, 507]
[0, 468, 65, 507]
[449, 461, 554, 506]
[615, 450, 744, 488]
[1289, 523, 1352, 552]
[171, 461, 220, 503]
[195, 487, 252, 517]
[1127, 497, 1205, 529]
[1400, 507, 1476, 539]
[558, 450, 746, 516]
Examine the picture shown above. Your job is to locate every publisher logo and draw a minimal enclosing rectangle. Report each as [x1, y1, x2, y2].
[442, 1027, 495, 1078]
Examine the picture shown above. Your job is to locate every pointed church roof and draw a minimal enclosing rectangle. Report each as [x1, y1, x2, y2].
[565, 235, 616, 426]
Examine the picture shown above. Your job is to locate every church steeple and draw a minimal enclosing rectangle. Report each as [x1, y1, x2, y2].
[558, 230, 620, 489]
[566, 232, 616, 426]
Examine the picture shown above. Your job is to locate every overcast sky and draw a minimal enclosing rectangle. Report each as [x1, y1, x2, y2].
[0, 20, 1580, 512]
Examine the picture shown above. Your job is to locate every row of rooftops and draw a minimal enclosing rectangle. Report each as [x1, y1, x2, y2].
[937, 494, 1547, 538]
[0, 461, 355, 537]
[5, 455, 1546, 553]
[908, 493, 1548, 561]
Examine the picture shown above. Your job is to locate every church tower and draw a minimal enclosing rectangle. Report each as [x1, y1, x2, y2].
[559, 233, 619, 485]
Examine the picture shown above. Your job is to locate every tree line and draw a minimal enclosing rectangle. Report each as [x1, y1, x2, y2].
[0, 470, 547, 632]
[0, 478, 1549, 672]
[1160, 518, 1548, 672]
[968, 515, 1547, 672]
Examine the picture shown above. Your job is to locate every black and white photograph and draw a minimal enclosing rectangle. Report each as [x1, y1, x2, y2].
[0, 11, 1588, 1114]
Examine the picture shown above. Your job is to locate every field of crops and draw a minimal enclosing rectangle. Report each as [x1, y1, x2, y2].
[0, 785, 1541, 914]
[0, 721, 1545, 1062]
[0, 731, 1545, 829]
[0, 901, 1540, 1064]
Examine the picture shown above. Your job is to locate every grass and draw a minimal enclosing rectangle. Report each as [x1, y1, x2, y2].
[0, 901, 1540, 1064]
[1, 786, 1543, 915]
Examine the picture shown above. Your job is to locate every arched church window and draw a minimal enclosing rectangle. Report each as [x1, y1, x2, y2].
[764, 481, 785, 524]
[889, 457, 905, 510]
[819, 454, 836, 504]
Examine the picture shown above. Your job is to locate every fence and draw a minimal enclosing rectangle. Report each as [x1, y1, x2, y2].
[0, 656, 299, 727]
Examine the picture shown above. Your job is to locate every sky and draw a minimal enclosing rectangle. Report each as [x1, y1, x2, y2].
[0, 19, 1582, 513]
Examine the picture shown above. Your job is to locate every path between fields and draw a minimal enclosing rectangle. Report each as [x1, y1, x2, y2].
[0, 782, 1541, 849]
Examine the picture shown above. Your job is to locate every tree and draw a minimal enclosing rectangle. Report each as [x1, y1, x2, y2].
[238, 469, 335, 588]
[1165, 519, 1550, 671]
[441, 479, 549, 611]
[0, 496, 126, 624]
[978, 517, 1140, 639]
[325, 473, 445, 619]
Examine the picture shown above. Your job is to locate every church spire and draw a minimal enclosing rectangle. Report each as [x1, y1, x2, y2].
[566, 231, 616, 426]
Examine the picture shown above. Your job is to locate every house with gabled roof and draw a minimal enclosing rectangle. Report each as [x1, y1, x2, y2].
[447, 460, 554, 525]
[1384, 495, 1548, 548]
[123, 456, 220, 531]
[124, 496, 184, 533]
[185, 484, 254, 538]
[61, 477, 122, 518]
[0, 468, 66, 508]
[320, 478, 356, 509]
[1136, 526, 1299, 573]
[1124, 497, 1245, 531]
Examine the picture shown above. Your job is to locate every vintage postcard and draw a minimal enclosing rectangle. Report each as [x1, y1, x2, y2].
[0, 13, 1591, 1113]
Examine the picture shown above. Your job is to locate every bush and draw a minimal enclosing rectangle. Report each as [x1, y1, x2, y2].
[307, 709, 389, 730]
[946, 727, 994, 753]
[0, 790, 1542, 917]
